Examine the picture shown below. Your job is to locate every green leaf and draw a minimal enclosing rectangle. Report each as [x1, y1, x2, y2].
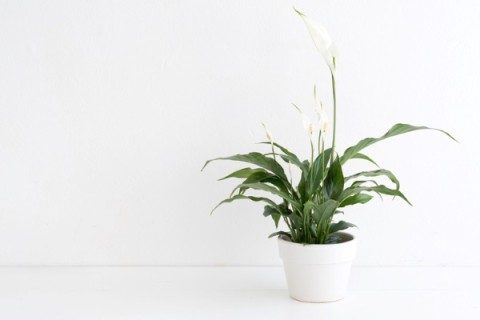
[309, 224, 318, 238]
[350, 180, 379, 187]
[308, 199, 339, 224]
[350, 153, 380, 167]
[340, 185, 412, 206]
[329, 220, 357, 233]
[268, 231, 292, 239]
[346, 169, 400, 190]
[339, 193, 373, 207]
[210, 194, 279, 215]
[234, 171, 291, 196]
[278, 201, 293, 216]
[296, 160, 310, 202]
[219, 168, 266, 181]
[307, 148, 332, 195]
[234, 171, 271, 195]
[324, 156, 344, 200]
[348, 180, 384, 200]
[259, 142, 308, 176]
[263, 205, 281, 228]
[238, 182, 302, 211]
[285, 206, 303, 228]
[202, 152, 289, 182]
[302, 200, 316, 218]
[341, 123, 457, 165]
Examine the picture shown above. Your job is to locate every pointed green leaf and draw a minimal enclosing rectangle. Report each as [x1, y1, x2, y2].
[210, 194, 279, 215]
[341, 123, 457, 165]
[329, 220, 357, 233]
[340, 185, 412, 206]
[263, 205, 281, 228]
[310, 199, 339, 224]
[346, 169, 400, 190]
[259, 141, 308, 176]
[350, 180, 379, 187]
[324, 156, 344, 200]
[268, 231, 292, 239]
[296, 160, 310, 202]
[350, 153, 380, 167]
[307, 148, 332, 195]
[234, 171, 272, 195]
[202, 152, 288, 182]
[302, 200, 315, 218]
[233, 171, 291, 196]
[339, 193, 373, 207]
[238, 182, 302, 211]
[219, 168, 266, 181]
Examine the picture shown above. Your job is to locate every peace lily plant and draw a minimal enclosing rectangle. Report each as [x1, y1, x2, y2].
[202, 9, 455, 302]
[203, 9, 455, 244]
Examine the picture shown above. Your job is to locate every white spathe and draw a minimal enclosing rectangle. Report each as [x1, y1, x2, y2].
[295, 9, 336, 76]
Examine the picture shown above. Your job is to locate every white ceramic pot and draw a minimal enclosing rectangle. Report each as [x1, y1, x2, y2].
[278, 232, 356, 302]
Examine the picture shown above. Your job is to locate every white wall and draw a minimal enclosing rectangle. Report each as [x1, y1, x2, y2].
[0, 0, 479, 266]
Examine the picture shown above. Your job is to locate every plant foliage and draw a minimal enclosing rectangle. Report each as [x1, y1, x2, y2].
[202, 10, 456, 244]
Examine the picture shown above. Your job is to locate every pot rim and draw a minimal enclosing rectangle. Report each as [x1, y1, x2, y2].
[278, 232, 355, 247]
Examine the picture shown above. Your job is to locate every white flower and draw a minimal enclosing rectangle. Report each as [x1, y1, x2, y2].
[293, 104, 314, 136]
[308, 122, 315, 135]
[319, 113, 329, 133]
[295, 9, 337, 76]
[261, 122, 274, 143]
[314, 86, 329, 133]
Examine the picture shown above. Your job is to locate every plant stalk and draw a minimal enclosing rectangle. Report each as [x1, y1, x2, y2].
[330, 57, 337, 163]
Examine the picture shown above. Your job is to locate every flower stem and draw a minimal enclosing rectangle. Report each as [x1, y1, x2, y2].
[330, 57, 337, 163]
[309, 137, 314, 167]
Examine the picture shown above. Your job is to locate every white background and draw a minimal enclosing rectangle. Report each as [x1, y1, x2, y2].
[0, 0, 478, 266]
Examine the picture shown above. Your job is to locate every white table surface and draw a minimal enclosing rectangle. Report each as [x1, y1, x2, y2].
[0, 266, 479, 319]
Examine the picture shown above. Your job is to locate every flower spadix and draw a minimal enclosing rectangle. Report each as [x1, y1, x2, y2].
[314, 86, 329, 133]
[261, 122, 274, 143]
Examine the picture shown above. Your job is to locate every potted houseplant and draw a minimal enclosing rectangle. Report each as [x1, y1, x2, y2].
[202, 9, 455, 302]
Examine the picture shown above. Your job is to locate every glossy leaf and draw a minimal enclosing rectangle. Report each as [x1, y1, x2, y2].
[346, 169, 400, 190]
[263, 205, 281, 228]
[238, 182, 302, 211]
[341, 123, 457, 165]
[350, 179, 380, 187]
[324, 156, 344, 200]
[341, 185, 412, 206]
[350, 153, 380, 167]
[296, 160, 310, 202]
[234, 171, 273, 195]
[219, 168, 266, 181]
[268, 231, 292, 239]
[339, 193, 373, 207]
[233, 171, 291, 196]
[210, 194, 279, 215]
[329, 220, 357, 233]
[259, 142, 308, 176]
[310, 199, 339, 224]
[307, 148, 332, 195]
[202, 152, 289, 182]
